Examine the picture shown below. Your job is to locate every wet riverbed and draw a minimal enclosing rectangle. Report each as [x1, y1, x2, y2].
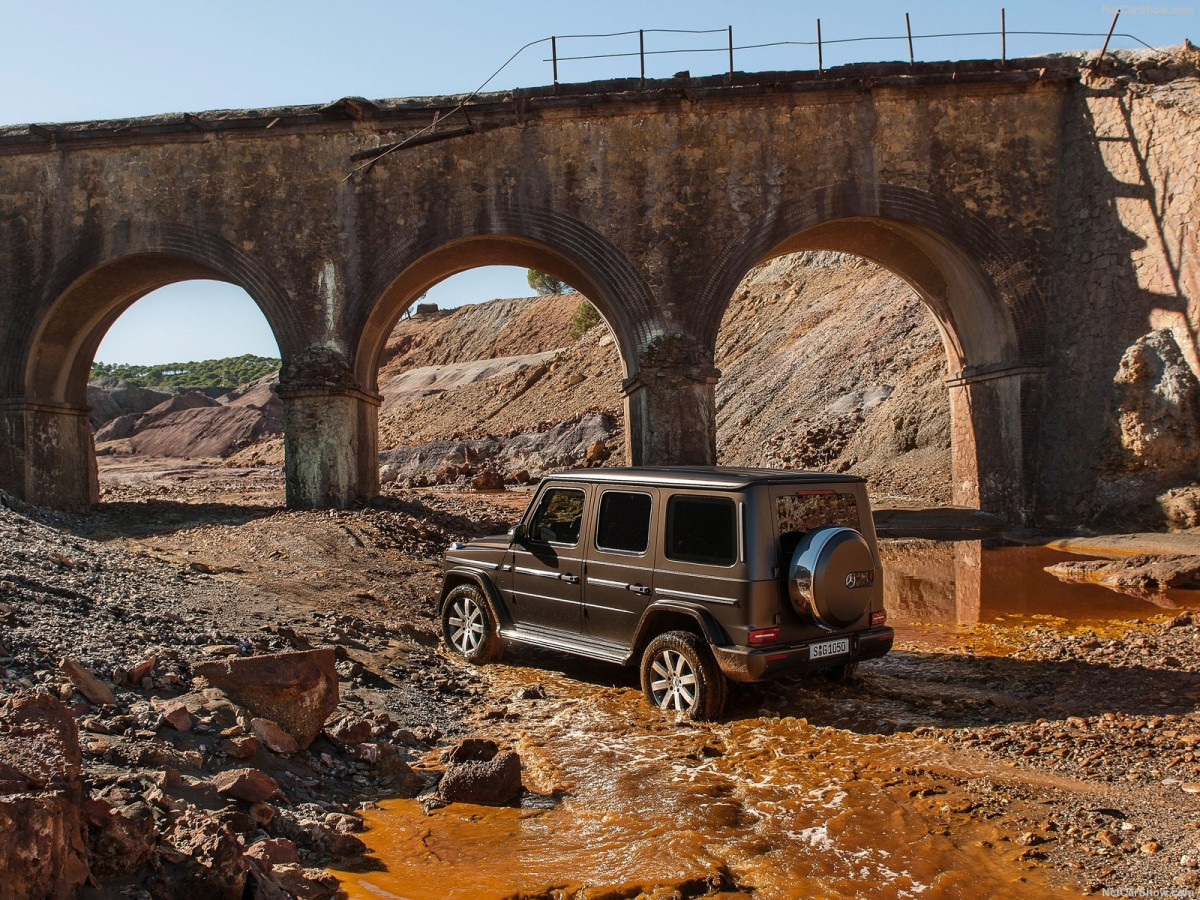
[330, 541, 1200, 899]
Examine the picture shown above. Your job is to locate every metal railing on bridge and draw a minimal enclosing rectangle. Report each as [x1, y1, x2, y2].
[537, 10, 1153, 87]
[346, 9, 1161, 180]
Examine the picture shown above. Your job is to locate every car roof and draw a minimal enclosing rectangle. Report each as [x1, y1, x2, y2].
[541, 466, 866, 490]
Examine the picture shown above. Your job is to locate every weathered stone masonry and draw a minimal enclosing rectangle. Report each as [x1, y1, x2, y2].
[1, 54, 1197, 522]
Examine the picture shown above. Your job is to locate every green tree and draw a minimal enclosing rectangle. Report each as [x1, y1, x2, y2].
[527, 269, 574, 296]
[89, 354, 280, 389]
[568, 299, 602, 340]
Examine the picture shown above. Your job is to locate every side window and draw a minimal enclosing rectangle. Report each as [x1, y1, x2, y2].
[595, 491, 652, 554]
[528, 488, 586, 546]
[665, 495, 738, 567]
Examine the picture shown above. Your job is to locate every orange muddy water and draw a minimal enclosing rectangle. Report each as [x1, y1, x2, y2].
[330, 542, 1199, 899]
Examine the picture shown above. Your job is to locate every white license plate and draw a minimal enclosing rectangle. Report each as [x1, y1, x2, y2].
[810, 638, 850, 660]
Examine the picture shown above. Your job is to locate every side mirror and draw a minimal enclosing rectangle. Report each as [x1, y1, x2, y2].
[508, 523, 526, 544]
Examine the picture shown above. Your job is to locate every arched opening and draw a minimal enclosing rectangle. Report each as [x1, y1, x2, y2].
[89, 281, 282, 480]
[715, 250, 952, 504]
[358, 242, 632, 492]
[18, 252, 289, 510]
[702, 208, 1039, 516]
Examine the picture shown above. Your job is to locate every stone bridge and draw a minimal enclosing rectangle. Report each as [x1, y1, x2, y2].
[1, 55, 1197, 524]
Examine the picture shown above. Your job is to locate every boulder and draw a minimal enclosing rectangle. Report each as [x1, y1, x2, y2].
[1108, 329, 1200, 476]
[245, 857, 290, 900]
[245, 837, 300, 871]
[214, 768, 284, 804]
[84, 798, 156, 879]
[148, 808, 247, 900]
[220, 734, 259, 759]
[270, 809, 367, 860]
[0, 691, 90, 900]
[251, 717, 299, 755]
[437, 739, 523, 806]
[193, 650, 338, 749]
[325, 714, 372, 745]
[269, 863, 340, 900]
[59, 657, 115, 707]
[154, 698, 193, 732]
[470, 468, 506, 491]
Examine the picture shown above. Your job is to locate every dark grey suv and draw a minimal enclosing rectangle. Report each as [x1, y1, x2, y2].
[438, 467, 893, 719]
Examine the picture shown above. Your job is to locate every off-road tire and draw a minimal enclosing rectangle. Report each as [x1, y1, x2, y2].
[441, 584, 504, 664]
[639, 630, 727, 720]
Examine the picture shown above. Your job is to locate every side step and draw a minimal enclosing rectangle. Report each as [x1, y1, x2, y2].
[499, 626, 630, 665]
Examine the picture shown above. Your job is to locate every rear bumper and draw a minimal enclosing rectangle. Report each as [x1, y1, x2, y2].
[711, 626, 894, 683]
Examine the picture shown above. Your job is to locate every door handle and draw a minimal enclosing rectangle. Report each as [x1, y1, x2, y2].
[629, 584, 651, 595]
[561, 573, 581, 584]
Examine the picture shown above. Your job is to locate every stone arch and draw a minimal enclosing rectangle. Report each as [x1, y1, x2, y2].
[5, 222, 298, 510]
[697, 183, 1048, 518]
[354, 203, 660, 393]
[20, 222, 302, 407]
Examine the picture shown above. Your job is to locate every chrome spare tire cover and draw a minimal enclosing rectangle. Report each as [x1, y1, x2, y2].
[787, 525, 876, 629]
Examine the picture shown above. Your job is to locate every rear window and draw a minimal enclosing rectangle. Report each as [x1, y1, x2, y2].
[665, 495, 738, 566]
[777, 491, 860, 563]
[596, 491, 653, 554]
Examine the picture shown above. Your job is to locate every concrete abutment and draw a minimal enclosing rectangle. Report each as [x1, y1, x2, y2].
[277, 348, 380, 509]
[0, 402, 97, 511]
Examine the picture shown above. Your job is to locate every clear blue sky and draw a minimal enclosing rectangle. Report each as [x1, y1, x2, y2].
[4, 0, 1191, 365]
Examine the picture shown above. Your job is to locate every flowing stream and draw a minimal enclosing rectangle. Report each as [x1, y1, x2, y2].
[330, 541, 1199, 899]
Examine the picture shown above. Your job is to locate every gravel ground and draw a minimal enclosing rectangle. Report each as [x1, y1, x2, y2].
[4, 467, 1200, 897]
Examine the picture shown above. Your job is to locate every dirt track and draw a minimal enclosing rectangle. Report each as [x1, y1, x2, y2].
[3, 460, 1200, 897]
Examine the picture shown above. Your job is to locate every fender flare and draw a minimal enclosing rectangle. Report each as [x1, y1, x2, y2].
[439, 567, 512, 629]
[630, 600, 729, 658]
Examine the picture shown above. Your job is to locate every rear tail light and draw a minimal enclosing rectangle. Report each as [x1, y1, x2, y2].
[748, 627, 780, 645]
[871, 610, 887, 627]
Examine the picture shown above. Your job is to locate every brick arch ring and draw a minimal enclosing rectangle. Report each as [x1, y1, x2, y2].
[691, 182, 1049, 372]
[20, 221, 303, 406]
[354, 201, 661, 392]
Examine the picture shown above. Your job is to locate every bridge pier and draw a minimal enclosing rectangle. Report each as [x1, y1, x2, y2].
[0, 401, 97, 512]
[622, 333, 719, 467]
[946, 363, 1045, 522]
[276, 349, 380, 509]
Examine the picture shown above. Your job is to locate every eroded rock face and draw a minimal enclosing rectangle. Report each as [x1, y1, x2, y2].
[0, 691, 90, 900]
[193, 649, 338, 749]
[1110, 329, 1200, 476]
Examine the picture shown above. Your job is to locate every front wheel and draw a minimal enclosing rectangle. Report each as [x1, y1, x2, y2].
[639, 631, 727, 720]
[441, 584, 503, 664]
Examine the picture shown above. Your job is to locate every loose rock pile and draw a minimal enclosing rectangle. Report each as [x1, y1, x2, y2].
[0, 487, 526, 898]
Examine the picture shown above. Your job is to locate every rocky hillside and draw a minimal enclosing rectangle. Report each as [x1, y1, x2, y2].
[95, 375, 282, 460]
[714, 253, 951, 501]
[373, 253, 950, 501]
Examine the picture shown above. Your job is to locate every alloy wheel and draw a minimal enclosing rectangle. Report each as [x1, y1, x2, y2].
[649, 648, 698, 712]
[448, 596, 484, 655]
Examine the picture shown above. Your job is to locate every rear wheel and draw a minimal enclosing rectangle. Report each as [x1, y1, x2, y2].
[441, 584, 503, 664]
[639, 631, 727, 720]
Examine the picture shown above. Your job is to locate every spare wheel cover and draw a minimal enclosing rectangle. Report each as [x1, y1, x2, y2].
[787, 525, 875, 629]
